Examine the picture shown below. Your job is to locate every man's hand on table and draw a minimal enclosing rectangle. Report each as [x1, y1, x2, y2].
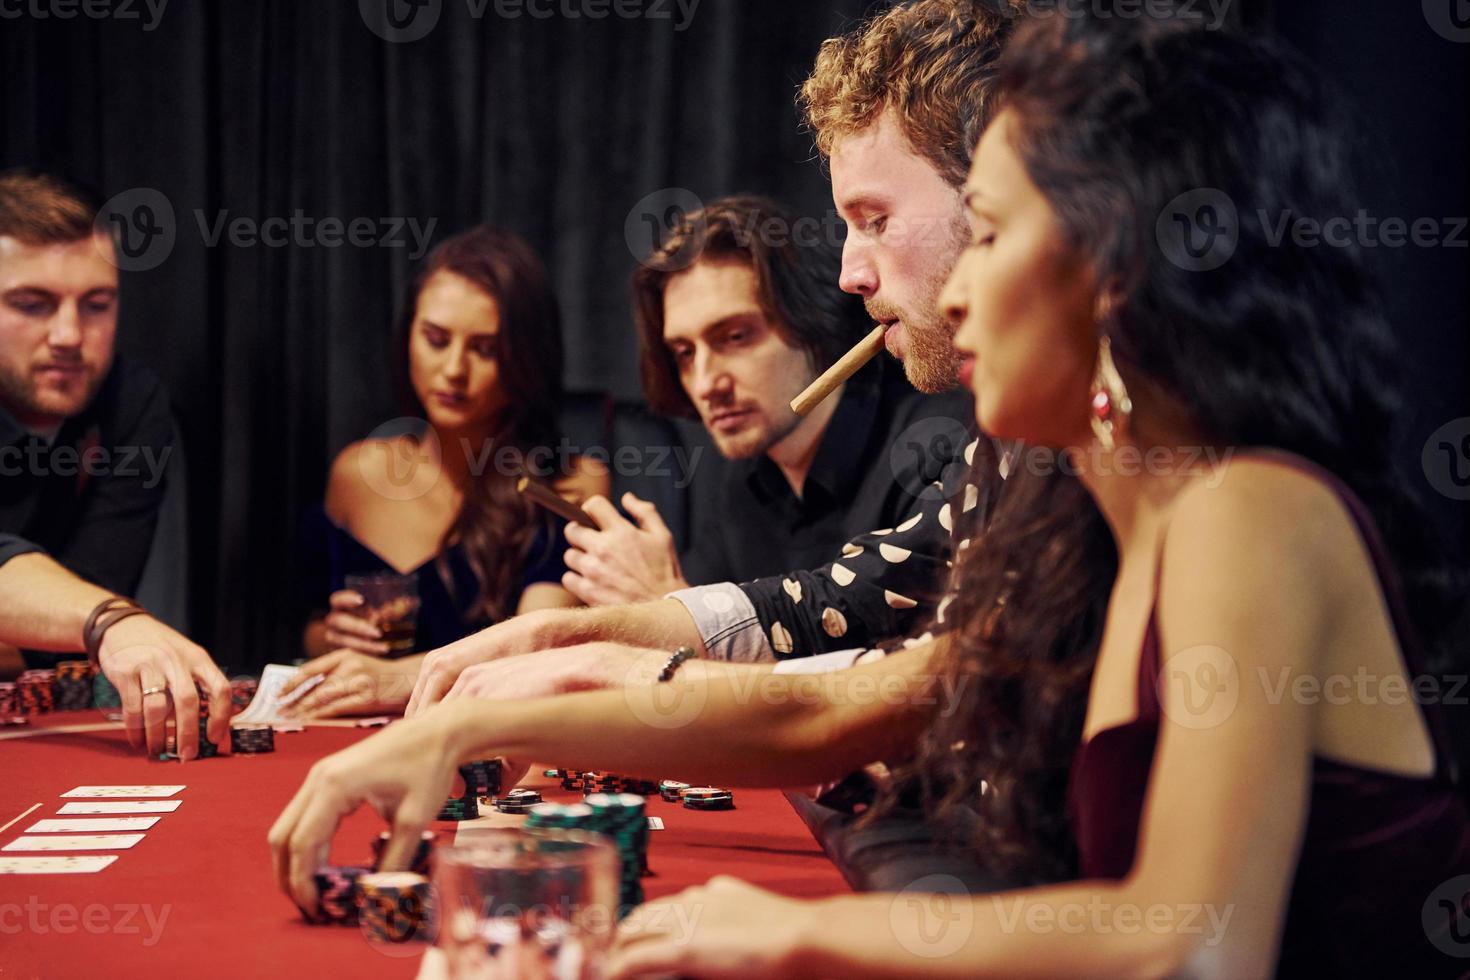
[562, 493, 690, 606]
[97, 614, 231, 761]
[407, 599, 705, 718]
[279, 650, 420, 719]
[406, 608, 567, 716]
[443, 643, 666, 703]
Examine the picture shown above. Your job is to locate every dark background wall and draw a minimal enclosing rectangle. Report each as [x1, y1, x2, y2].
[2, 1, 1466, 672]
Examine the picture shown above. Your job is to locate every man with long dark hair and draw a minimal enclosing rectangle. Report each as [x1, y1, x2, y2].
[562, 195, 969, 611]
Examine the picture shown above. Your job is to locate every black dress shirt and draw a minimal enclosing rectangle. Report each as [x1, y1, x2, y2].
[679, 368, 973, 590]
[0, 356, 174, 597]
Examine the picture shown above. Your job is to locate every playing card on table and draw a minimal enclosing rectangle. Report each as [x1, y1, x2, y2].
[0, 855, 119, 874]
[61, 785, 185, 798]
[58, 800, 182, 815]
[3, 834, 145, 851]
[27, 817, 160, 833]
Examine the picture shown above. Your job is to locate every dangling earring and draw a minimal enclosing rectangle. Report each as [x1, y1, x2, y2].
[1089, 335, 1133, 452]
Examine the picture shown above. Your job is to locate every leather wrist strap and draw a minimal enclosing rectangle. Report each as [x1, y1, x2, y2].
[658, 646, 697, 683]
[83, 596, 148, 669]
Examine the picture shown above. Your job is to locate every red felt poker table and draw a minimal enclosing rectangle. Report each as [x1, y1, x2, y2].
[1, 711, 849, 980]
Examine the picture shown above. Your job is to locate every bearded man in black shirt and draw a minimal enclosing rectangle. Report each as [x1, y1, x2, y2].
[0, 169, 230, 759]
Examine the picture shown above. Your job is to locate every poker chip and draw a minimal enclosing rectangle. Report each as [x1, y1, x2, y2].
[195, 683, 219, 759]
[16, 670, 55, 715]
[0, 682, 16, 716]
[529, 794, 649, 916]
[54, 660, 93, 711]
[92, 673, 122, 710]
[371, 831, 436, 875]
[680, 787, 735, 811]
[658, 780, 690, 803]
[229, 723, 275, 755]
[312, 866, 371, 924]
[436, 794, 480, 821]
[357, 872, 434, 945]
[492, 796, 540, 815]
[229, 676, 258, 715]
[459, 759, 503, 798]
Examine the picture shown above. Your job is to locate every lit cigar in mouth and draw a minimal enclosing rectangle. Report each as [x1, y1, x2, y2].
[516, 476, 596, 528]
[790, 324, 887, 416]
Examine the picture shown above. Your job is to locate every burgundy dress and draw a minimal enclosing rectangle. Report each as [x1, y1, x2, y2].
[1068, 456, 1470, 977]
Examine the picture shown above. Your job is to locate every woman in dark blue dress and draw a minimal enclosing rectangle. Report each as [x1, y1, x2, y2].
[290, 226, 606, 717]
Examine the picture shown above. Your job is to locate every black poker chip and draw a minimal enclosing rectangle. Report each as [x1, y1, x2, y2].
[680, 787, 735, 811]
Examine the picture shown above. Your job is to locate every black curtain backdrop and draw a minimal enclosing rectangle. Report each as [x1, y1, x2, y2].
[3, 1, 1466, 673]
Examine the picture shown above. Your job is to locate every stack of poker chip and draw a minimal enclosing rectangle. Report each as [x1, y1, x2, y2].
[195, 683, 218, 759]
[658, 780, 690, 803]
[492, 788, 543, 814]
[229, 722, 275, 754]
[16, 670, 55, 715]
[680, 787, 736, 811]
[228, 676, 258, 715]
[54, 660, 93, 711]
[527, 794, 649, 916]
[370, 830, 436, 875]
[460, 759, 503, 799]
[436, 759, 505, 821]
[357, 872, 434, 945]
[313, 866, 371, 924]
[550, 770, 659, 797]
[92, 672, 122, 710]
[0, 681, 16, 717]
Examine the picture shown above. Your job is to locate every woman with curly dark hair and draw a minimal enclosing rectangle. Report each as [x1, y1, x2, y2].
[271, 10, 1468, 975]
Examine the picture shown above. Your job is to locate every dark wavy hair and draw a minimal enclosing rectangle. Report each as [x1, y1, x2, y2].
[893, 11, 1465, 883]
[390, 226, 563, 624]
[632, 194, 876, 419]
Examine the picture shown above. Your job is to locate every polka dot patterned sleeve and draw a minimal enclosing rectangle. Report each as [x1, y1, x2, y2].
[737, 433, 1000, 660]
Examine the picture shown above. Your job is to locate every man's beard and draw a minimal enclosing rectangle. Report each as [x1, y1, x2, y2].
[866, 213, 968, 395]
[711, 408, 801, 461]
[0, 360, 103, 426]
